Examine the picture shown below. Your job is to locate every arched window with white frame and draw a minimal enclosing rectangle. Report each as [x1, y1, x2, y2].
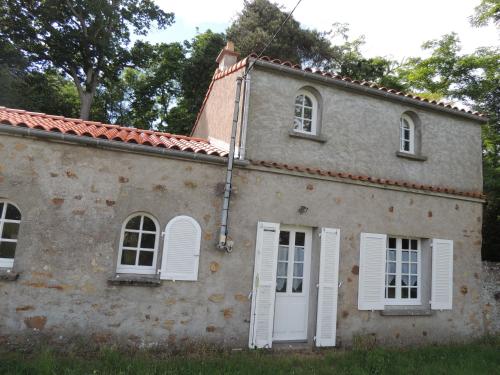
[400, 114, 415, 154]
[117, 213, 160, 274]
[0, 201, 21, 269]
[294, 90, 318, 134]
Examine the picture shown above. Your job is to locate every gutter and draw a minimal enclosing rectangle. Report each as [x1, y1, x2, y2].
[253, 60, 488, 124]
[0, 124, 251, 167]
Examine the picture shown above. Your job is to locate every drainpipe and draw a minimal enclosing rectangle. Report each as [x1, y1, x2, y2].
[217, 75, 244, 253]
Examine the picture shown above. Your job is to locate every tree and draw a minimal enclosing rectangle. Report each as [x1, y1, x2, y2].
[0, 0, 173, 120]
[470, 0, 500, 27]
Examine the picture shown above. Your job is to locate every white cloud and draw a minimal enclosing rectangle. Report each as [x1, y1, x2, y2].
[154, 0, 498, 59]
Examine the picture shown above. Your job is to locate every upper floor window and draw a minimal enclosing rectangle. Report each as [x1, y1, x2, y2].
[400, 114, 415, 154]
[0, 201, 21, 269]
[117, 213, 159, 275]
[294, 90, 317, 134]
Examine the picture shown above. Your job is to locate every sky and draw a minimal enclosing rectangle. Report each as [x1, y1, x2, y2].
[143, 0, 498, 61]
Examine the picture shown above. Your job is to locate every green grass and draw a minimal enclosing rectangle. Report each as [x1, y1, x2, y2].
[0, 337, 499, 375]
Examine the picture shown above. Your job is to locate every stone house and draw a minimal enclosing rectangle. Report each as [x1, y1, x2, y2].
[0, 42, 491, 349]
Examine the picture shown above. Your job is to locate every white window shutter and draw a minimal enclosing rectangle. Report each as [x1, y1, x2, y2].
[315, 227, 341, 347]
[248, 221, 280, 349]
[358, 232, 386, 310]
[160, 216, 201, 281]
[431, 239, 453, 310]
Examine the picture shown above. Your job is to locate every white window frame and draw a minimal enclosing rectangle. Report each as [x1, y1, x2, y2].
[384, 236, 421, 306]
[293, 90, 318, 135]
[116, 213, 160, 275]
[399, 114, 415, 154]
[0, 201, 21, 269]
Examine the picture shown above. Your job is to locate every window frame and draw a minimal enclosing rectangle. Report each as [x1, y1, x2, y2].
[0, 201, 21, 269]
[384, 236, 421, 306]
[116, 213, 160, 275]
[293, 90, 318, 135]
[399, 114, 415, 154]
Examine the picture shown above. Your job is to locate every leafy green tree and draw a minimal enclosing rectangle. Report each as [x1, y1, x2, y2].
[0, 0, 173, 120]
[470, 0, 500, 27]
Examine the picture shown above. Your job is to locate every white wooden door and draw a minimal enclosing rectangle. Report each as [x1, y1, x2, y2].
[272, 226, 312, 341]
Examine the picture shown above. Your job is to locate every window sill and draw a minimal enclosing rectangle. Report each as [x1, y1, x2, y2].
[107, 274, 161, 287]
[395, 151, 427, 161]
[380, 308, 433, 316]
[288, 130, 327, 143]
[0, 269, 19, 281]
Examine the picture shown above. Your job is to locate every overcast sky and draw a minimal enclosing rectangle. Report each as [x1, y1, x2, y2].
[144, 0, 498, 61]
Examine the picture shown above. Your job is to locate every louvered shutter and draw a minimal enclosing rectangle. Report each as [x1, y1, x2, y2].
[431, 239, 453, 310]
[358, 232, 386, 310]
[315, 227, 341, 347]
[160, 216, 201, 281]
[248, 221, 280, 349]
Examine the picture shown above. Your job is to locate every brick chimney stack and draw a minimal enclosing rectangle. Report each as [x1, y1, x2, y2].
[216, 41, 240, 71]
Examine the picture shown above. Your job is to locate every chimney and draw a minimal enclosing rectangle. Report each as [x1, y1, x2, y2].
[216, 41, 240, 71]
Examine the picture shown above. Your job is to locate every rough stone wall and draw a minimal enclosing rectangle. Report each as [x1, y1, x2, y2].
[481, 261, 500, 335]
[245, 67, 483, 192]
[0, 134, 486, 349]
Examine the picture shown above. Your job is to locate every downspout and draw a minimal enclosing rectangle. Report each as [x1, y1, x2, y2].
[217, 75, 244, 252]
[238, 71, 251, 160]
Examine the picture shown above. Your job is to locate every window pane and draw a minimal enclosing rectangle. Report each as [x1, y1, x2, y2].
[402, 275, 408, 286]
[387, 287, 395, 298]
[303, 107, 312, 120]
[121, 249, 136, 265]
[402, 288, 409, 298]
[2, 223, 20, 240]
[142, 217, 156, 231]
[411, 264, 417, 274]
[293, 263, 303, 277]
[0, 203, 3, 216]
[404, 141, 410, 151]
[388, 262, 396, 273]
[402, 239, 409, 249]
[292, 278, 303, 293]
[0, 241, 16, 259]
[278, 246, 288, 261]
[5, 204, 21, 220]
[303, 120, 312, 132]
[402, 263, 409, 273]
[303, 96, 312, 107]
[387, 250, 396, 261]
[294, 106, 302, 117]
[410, 288, 418, 298]
[125, 216, 141, 230]
[279, 231, 290, 245]
[140, 233, 156, 249]
[404, 129, 410, 140]
[123, 231, 139, 247]
[388, 238, 396, 249]
[295, 232, 305, 246]
[293, 118, 301, 130]
[411, 239, 418, 250]
[294, 247, 304, 262]
[276, 278, 287, 292]
[387, 274, 396, 286]
[138, 251, 154, 266]
[277, 262, 287, 277]
[410, 252, 417, 262]
[402, 251, 409, 261]
[295, 95, 304, 105]
[410, 276, 418, 286]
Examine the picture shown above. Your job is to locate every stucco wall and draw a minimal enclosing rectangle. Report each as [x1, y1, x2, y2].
[0, 134, 486, 349]
[244, 67, 483, 192]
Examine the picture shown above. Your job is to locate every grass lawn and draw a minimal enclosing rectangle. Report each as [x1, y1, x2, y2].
[0, 337, 498, 375]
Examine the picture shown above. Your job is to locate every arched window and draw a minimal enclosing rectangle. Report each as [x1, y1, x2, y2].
[400, 114, 415, 154]
[0, 201, 21, 269]
[160, 216, 201, 281]
[294, 90, 318, 134]
[117, 213, 160, 274]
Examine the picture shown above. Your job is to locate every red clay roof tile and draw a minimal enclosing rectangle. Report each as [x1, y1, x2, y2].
[0, 106, 228, 157]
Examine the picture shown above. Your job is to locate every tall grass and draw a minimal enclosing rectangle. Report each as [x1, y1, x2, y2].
[0, 337, 498, 375]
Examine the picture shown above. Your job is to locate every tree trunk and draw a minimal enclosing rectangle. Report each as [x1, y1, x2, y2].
[79, 91, 94, 120]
